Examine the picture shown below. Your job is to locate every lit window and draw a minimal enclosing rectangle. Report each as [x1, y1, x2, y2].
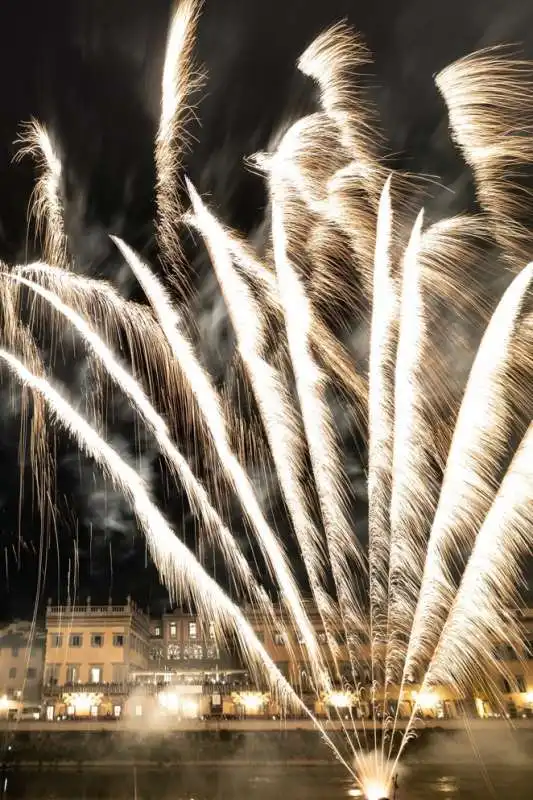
[91, 634, 104, 648]
[91, 706, 98, 717]
[135, 705, 143, 717]
[209, 623, 216, 640]
[8, 667, 16, 679]
[169, 623, 177, 638]
[114, 705, 121, 718]
[167, 644, 180, 660]
[51, 634, 63, 648]
[317, 632, 327, 644]
[90, 666, 103, 684]
[205, 644, 219, 659]
[154, 625, 161, 637]
[273, 632, 285, 646]
[183, 644, 203, 660]
[69, 634, 83, 648]
[188, 622, 197, 640]
[113, 634, 124, 647]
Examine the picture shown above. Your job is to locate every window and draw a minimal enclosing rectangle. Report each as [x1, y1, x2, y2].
[273, 632, 285, 646]
[183, 643, 203, 660]
[169, 622, 177, 638]
[26, 668, 36, 680]
[167, 644, 180, 660]
[8, 667, 16, 679]
[113, 634, 124, 648]
[112, 664, 127, 684]
[317, 632, 328, 644]
[91, 633, 104, 648]
[209, 623, 216, 640]
[205, 643, 219, 659]
[150, 646, 163, 661]
[154, 625, 161, 638]
[69, 634, 82, 648]
[516, 675, 527, 693]
[90, 665, 103, 684]
[188, 622, 197, 640]
[502, 678, 511, 693]
[11, 647, 19, 657]
[51, 634, 63, 648]
[66, 664, 81, 684]
[45, 664, 60, 685]
[255, 630, 264, 643]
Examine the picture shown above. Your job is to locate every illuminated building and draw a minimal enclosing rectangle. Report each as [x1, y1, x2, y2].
[0, 621, 45, 714]
[488, 607, 533, 718]
[127, 609, 247, 718]
[43, 596, 150, 719]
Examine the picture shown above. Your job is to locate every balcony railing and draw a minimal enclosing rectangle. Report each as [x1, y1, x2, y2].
[47, 605, 132, 616]
[43, 682, 128, 697]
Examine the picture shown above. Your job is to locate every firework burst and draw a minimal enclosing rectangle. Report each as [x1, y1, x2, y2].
[2, 7, 533, 799]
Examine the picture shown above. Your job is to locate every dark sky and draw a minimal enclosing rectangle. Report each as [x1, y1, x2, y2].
[1, 0, 532, 619]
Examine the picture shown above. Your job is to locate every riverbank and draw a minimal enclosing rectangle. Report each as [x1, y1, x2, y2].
[0, 721, 532, 768]
[2, 717, 533, 732]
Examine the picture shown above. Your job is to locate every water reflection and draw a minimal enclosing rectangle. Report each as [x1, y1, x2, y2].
[3, 765, 532, 799]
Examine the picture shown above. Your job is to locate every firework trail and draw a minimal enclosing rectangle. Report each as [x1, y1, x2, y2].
[425, 420, 533, 694]
[0, 351, 300, 703]
[437, 48, 533, 267]
[298, 22, 384, 199]
[386, 211, 427, 688]
[111, 235, 322, 673]
[186, 181, 337, 671]
[405, 262, 533, 680]
[7, 273, 276, 614]
[15, 121, 67, 268]
[219, 222, 368, 426]
[366, 177, 396, 670]
[270, 144, 365, 645]
[155, 0, 203, 281]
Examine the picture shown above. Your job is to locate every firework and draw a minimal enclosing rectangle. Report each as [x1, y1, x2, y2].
[2, 15, 533, 800]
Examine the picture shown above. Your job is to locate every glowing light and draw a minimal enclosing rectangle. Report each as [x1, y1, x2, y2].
[525, 692, 533, 704]
[158, 692, 180, 713]
[63, 693, 103, 715]
[158, 692, 199, 717]
[233, 692, 268, 712]
[326, 691, 353, 709]
[411, 691, 438, 711]
[0, 696, 10, 711]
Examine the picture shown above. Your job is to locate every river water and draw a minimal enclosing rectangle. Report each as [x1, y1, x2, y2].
[4, 764, 532, 799]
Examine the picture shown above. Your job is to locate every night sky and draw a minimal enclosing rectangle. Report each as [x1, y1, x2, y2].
[1, 0, 532, 619]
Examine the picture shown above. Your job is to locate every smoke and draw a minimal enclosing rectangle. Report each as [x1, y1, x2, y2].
[3, 0, 533, 613]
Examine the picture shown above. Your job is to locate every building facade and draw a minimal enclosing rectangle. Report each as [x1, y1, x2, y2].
[1, 600, 532, 722]
[0, 621, 45, 715]
[43, 597, 150, 719]
[127, 609, 247, 720]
